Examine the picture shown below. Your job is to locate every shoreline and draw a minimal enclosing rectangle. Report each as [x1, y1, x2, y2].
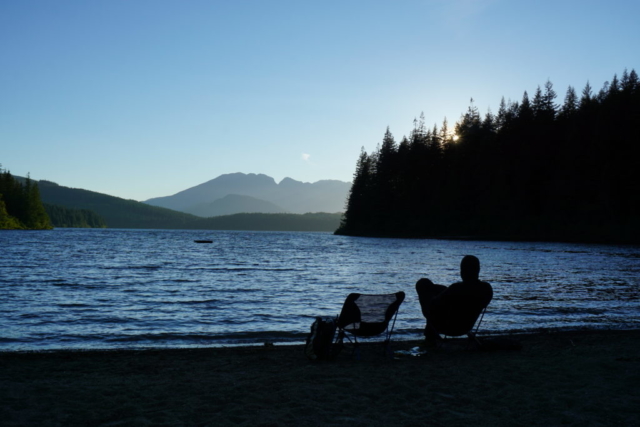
[2, 329, 638, 426]
[2, 326, 636, 354]
[334, 229, 640, 246]
[0, 326, 635, 354]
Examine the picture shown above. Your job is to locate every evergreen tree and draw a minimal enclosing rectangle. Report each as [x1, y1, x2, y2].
[560, 86, 578, 118]
[518, 91, 534, 123]
[542, 80, 558, 120]
[373, 128, 399, 231]
[596, 81, 610, 103]
[580, 81, 593, 108]
[507, 99, 520, 122]
[532, 85, 545, 117]
[337, 69, 640, 243]
[439, 118, 450, 147]
[0, 168, 52, 229]
[397, 136, 411, 161]
[621, 69, 639, 92]
[455, 98, 481, 139]
[496, 97, 508, 130]
[25, 178, 52, 229]
[377, 127, 397, 177]
[482, 109, 497, 133]
[410, 112, 428, 146]
[0, 195, 22, 229]
[338, 148, 373, 233]
[609, 74, 620, 95]
[429, 124, 440, 152]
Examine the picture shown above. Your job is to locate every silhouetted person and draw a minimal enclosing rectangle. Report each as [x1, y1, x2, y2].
[415, 255, 493, 345]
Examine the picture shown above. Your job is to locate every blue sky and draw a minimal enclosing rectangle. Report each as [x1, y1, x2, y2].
[1, 0, 638, 201]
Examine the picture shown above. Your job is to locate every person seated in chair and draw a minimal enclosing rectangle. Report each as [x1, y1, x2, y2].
[415, 255, 493, 345]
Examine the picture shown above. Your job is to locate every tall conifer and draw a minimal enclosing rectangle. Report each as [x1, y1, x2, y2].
[560, 86, 578, 118]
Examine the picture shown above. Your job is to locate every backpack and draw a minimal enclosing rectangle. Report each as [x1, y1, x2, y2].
[304, 316, 343, 360]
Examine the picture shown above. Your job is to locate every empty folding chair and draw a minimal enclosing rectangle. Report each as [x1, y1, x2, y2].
[336, 291, 405, 358]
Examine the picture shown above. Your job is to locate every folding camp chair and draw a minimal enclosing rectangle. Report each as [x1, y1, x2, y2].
[422, 294, 490, 349]
[336, 291, 405, 358]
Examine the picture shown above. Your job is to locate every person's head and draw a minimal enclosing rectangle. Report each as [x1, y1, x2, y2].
[460, 255, 481, 282]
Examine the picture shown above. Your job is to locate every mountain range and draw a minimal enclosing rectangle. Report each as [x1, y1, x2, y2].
[144, 173, 351, 217]
[18, 174, 345, 231]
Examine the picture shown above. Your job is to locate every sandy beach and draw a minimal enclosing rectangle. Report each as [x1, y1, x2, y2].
[1, 329, 639, 426]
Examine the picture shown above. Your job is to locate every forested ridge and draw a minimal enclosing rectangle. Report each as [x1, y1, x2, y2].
[43, 204, 107, 228]
[1, 170, 108, 229]
[37, 179, 342, 231]
[337, 69, 640, 244]
[37, 180, 198, 229]
[1, 174, 342, 231]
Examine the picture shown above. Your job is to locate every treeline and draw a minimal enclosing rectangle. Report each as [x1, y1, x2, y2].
[191, 212, 341, 232]
[37, 179, 341, 231]
[337, 69, 640, 244]
[44, 204, 107, 228]
[37, 180, 200, 229]
[0, 168, 51, 229]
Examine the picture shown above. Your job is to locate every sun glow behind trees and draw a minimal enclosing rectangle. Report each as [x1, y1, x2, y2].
[337, 69, 640, 244]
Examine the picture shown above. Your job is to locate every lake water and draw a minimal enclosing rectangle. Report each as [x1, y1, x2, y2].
[1, 228, 639, 351]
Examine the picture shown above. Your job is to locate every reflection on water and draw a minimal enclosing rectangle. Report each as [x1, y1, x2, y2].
[0, 229, 638, 350]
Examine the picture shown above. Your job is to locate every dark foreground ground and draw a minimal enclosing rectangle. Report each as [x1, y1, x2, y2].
[1, 330, 639, 426]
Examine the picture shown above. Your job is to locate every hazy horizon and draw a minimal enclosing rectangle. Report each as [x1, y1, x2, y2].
[23, 171, 352, 203]
[2, 0, 638, 201]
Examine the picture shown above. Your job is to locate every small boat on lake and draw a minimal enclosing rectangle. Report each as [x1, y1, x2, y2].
[194, 240, 213, 243]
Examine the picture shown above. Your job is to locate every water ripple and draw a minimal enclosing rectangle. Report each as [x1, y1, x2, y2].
[0, 229, 638, 350]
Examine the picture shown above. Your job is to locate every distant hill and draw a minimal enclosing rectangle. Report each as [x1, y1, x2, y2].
[37, 180, 199, 229]
[271, 177, 350, 214]
[31, 179, 342, 231]
[144, 173, 350, 216]
[188, 194, 287, 217]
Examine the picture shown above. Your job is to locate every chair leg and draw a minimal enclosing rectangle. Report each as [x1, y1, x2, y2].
[383, 340, 396, 358]
[351, 335, 362, 360]
[466, 332, 483, 349]
[340, 331, 361, 359]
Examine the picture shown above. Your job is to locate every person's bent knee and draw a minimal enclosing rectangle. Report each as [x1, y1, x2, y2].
[415, 278, 435, 293]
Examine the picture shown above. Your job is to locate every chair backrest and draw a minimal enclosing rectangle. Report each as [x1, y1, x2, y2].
[337, 292, 405, 337]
